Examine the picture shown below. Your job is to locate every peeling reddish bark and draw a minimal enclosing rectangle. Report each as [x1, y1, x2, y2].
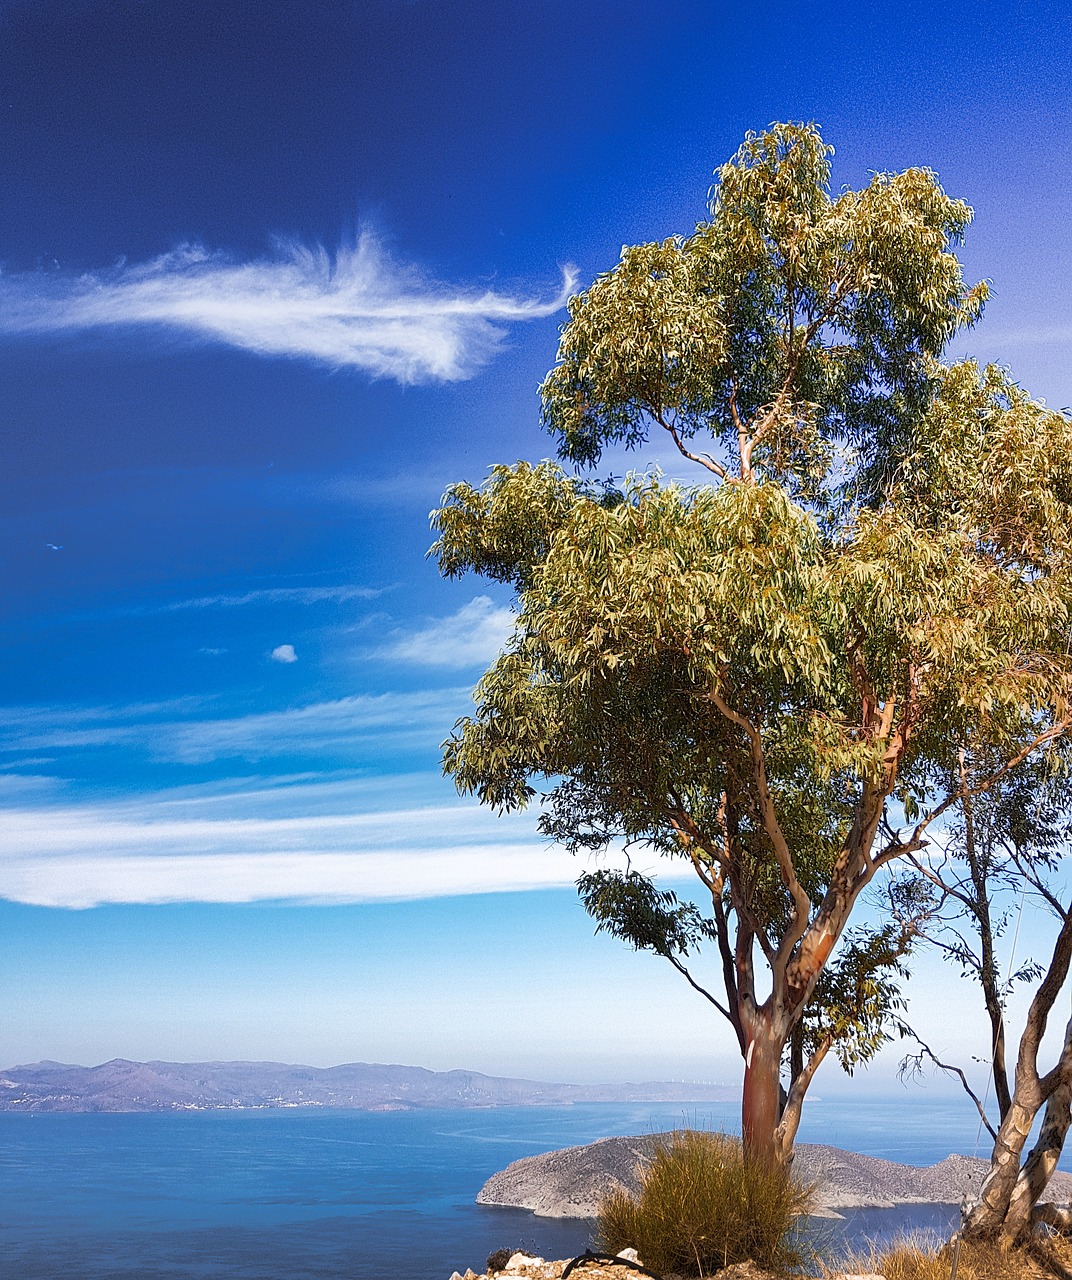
[741, 1017, 784, 1166]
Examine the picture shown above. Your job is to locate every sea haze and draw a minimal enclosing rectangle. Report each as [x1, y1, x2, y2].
[0, 1096, 1039, 1280]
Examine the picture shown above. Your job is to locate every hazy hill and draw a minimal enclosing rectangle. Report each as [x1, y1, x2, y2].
[0, 1059, 737, 1112]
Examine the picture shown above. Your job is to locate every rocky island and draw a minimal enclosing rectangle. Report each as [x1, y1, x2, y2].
[477, 1133, 1072, 1219]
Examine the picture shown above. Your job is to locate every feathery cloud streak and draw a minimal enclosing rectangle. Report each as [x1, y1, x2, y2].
[0, 234, 578, 381]
[0, 689, 471, 764]
[0, 786, 591, 907]
[162, 584, 383, 612]
[0, 848, 580, 909]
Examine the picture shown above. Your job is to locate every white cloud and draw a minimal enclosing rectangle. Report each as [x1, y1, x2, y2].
[0, 695, 209, 737]
[0, 782, 602, 907]
[165, 584, 382, 612]
[270, 643, 298, 664]
[0, 847, 581, 909]
[0, 233, 577, 382]
[46, 582, 386, 628]
[385, 596, 515, 668]
[159, 690, 467, 763]
[0, 688, 470, 763]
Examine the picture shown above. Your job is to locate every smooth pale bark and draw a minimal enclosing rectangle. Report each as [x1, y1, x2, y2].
[967, 1095, 1043, 1236]
[965, 910, 1072, 1241]
[777, 1035, 831, 1161]
[1003, 1014, 1072, 1240]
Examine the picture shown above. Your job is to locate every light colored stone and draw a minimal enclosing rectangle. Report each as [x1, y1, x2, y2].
[614, 1249, 639, 1263]
[506, 1255, 544, 1272]
[710, 1263, 782, 1280]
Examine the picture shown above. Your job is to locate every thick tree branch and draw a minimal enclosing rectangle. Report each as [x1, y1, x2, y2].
[670, 801, 777, 967]
[777, 1034, 834, 1156]
[910, 718, 1072, 848]
[704, 689, 813, 971]
[653, 410, 728, 479]
[735, 912, 757, 1015]
[711, 892, 745, 1052]
[1018, 905, 1072, 1091]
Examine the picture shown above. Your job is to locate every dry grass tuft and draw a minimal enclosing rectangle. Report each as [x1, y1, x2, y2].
[596, 1129, 812, 1277]
[822, 1230, 1072, 1280]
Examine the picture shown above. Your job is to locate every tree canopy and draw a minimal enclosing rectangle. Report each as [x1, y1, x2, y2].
[431, 123, 1072, 1166]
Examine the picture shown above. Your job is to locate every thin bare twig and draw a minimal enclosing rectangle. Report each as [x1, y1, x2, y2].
[897, 1023, 997, 1141]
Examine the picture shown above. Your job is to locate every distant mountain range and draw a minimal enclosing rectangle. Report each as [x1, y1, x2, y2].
[0, 1059, 738, 1113]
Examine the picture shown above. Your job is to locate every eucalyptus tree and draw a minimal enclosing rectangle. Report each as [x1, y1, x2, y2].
[431, 124, 1072, 1168]
[893, 759, 1072, 1242]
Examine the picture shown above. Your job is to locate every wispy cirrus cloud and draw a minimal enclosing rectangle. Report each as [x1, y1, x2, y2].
[0, 232, 577, 382]
[383, 596, 515, 668]
[157, 690, 468, 764]
[0, 777, 600, 908]
[0, 688, 470, 764]
[34, 583, 385, 630]
[159, 584, 383, 612]
[0, 846, 581, 909]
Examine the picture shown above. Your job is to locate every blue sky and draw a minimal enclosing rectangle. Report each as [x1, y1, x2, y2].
[2, 0, 1071, 1092]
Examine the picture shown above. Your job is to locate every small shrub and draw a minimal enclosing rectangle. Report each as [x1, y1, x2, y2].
[596, 1129, 811, 1277]
[485, 1248, 513, 1273]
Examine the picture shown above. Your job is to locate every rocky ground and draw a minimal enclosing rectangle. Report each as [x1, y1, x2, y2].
[476, 1133, 1072, 1219]
[447, 1247, 862, 1280]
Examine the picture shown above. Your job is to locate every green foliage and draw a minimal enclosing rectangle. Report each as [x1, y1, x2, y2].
[434, 432, 1072, 899]
[430, 122, 1072, 1150]
[432, 461, 582, 591]
[596, 1130, 812, 1275]
[578, 869, 715, 959]
[540, 122, 985, 500]
[804, 924, 911, 1073]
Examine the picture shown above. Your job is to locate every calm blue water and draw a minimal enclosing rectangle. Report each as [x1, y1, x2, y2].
[0, 1096, 1030, 1279]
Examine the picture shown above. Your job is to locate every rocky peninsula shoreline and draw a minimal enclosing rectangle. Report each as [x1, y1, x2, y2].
[477, 1133, 1072, 1220]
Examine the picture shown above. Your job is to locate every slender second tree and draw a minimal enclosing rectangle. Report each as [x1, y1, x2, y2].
[431, 124, 1072, 1168]
[895, 760, 1072, 1241]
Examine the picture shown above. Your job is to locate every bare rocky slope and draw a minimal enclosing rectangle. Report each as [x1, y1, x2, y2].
[477, 1133, 1072, 1218]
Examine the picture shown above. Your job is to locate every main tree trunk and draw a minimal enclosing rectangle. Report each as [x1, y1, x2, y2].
[741, 1014, 785, 1168]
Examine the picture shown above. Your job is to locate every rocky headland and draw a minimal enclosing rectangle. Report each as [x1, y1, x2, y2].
[477, 1133, 1072, 1219]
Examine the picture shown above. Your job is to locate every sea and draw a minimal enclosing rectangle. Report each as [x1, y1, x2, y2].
[0, 1095, 1038, 1280]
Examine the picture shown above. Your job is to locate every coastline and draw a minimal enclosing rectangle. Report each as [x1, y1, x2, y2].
[476, 1134, 1072, 1220]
